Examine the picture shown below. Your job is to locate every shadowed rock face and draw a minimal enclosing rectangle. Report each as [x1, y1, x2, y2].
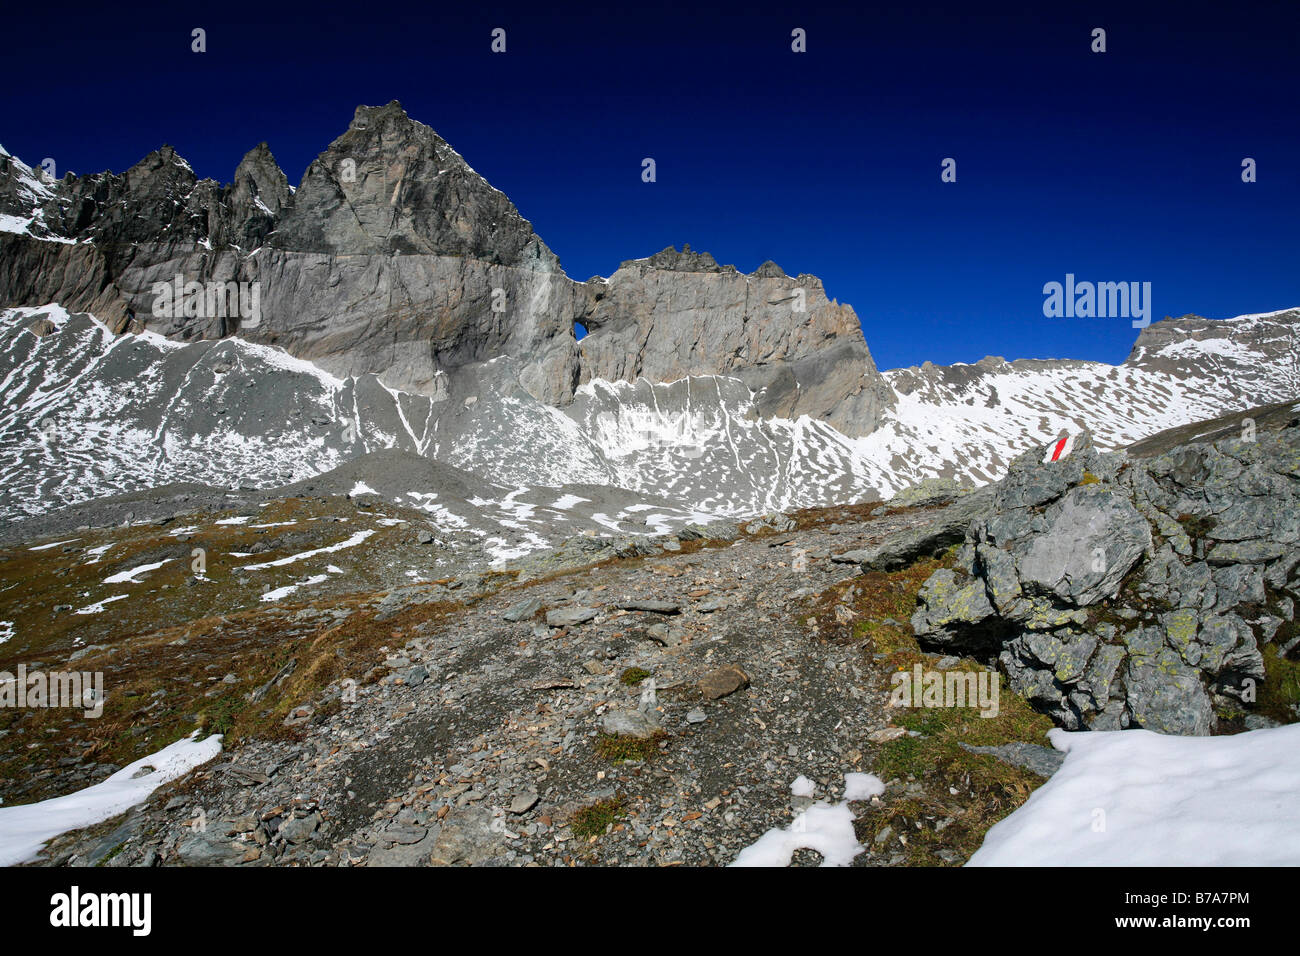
[0, 236, 131, 333]
[55, 145, 212, 246]
[0, 103, 892, 428]
[24, 142, 288, 254]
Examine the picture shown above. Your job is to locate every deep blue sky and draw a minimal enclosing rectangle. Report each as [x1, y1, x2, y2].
[3, 0, 1297, 370]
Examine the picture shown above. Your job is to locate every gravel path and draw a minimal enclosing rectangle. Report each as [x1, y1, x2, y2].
[30, 503, 963, 867]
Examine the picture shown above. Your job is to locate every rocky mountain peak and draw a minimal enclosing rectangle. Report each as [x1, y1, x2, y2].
[1124, 308, 1300, 398]
[623, 244, 737, 274]
[225, 143, 291, 249]
[349, 99, 411, 131]
[109, 144, 194, 192]
[269, 101, 556, 266]
[752, 260, 787, 278]
[49, 143, 213, 246]
[615, 248, 795, 281]
[1129, 308, 1300, 359]
[233, 143, 288, 196]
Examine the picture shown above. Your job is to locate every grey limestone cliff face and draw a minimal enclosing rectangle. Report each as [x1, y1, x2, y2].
[0, 104, 583, 403]
[0, 104, 892, 429]
[577, 244, 894, 436]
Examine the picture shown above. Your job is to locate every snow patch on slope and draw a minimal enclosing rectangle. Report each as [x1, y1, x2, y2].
[0, 730, 221, 866]
[969, 725, 1300, 866]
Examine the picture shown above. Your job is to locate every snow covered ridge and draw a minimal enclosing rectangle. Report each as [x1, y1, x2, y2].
[969, 725, 1300, 866]
[0, 145, 76, 243]
[874, 306, 1300, 485]
[0, 305, 353, 523]
[2, 302, 1298, 526]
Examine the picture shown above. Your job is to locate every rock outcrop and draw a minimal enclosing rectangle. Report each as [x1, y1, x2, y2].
[577, 245, 893, 436]
[911, 419, 1300, 735]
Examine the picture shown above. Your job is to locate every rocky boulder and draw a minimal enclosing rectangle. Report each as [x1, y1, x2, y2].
[854, 489, 994, 573]
[911, 425, 1299, 735]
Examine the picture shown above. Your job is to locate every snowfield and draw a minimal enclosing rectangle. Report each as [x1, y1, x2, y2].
[1, 303, 1297, 525]
[969, 725, 1300, 866]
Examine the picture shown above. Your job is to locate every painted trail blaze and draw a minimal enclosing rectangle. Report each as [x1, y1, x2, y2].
[1043, 434, 1075, 463]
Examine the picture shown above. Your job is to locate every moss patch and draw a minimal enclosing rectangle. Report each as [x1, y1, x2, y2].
[571, 797, 627, 838]
[803, 555, 947, 657]
[858, 666, 1054, 865]
[1255, 644, 1300, 724]
[876, 668, 1054, 779]
[1176, 512, 1218, 541]
[594, 732, 664, 763]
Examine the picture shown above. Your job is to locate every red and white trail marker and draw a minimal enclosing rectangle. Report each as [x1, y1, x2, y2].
[1043, 433, 1076, 463]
